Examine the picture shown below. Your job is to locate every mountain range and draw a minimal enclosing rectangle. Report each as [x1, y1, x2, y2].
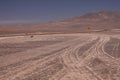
[0, 11, 120, 34]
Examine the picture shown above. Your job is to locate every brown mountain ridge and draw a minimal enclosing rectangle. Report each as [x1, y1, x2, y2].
[0, 11, 120, 34]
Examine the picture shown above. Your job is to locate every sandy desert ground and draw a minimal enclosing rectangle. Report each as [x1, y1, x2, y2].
[0, 32, 120, 80]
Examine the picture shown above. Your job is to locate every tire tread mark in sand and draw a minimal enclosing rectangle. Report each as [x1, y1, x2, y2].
[78, 38, 100, 57]
[88, 58, 120, 80]
[0, 41, 62, 56]
[21, 58, 64, 80]
[0, 46, 68, 76]
[104, 38, 120, 58]
[85, 66, 103, 80]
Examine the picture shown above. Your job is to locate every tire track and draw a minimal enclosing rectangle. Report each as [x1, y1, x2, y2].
[87, 36, 120, 80]
[0, 33, 120, 80]
[60, 36, 100, 80]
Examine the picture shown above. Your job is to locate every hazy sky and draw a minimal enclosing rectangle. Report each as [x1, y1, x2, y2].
[0, 0, 120, 25]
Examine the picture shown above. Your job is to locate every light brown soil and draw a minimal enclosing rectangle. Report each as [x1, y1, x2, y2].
[0, 33, 120, 80]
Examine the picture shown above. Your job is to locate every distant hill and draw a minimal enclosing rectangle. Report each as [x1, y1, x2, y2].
[0, 11, 120, 34]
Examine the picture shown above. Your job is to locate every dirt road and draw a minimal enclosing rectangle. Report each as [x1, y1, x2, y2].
[0, 33, 120, 80]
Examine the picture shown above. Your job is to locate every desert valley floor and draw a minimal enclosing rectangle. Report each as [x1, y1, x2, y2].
[0, 32, 120, 80]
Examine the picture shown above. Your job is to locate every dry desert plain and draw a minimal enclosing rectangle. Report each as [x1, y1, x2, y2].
[0, 31, 120, 80]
